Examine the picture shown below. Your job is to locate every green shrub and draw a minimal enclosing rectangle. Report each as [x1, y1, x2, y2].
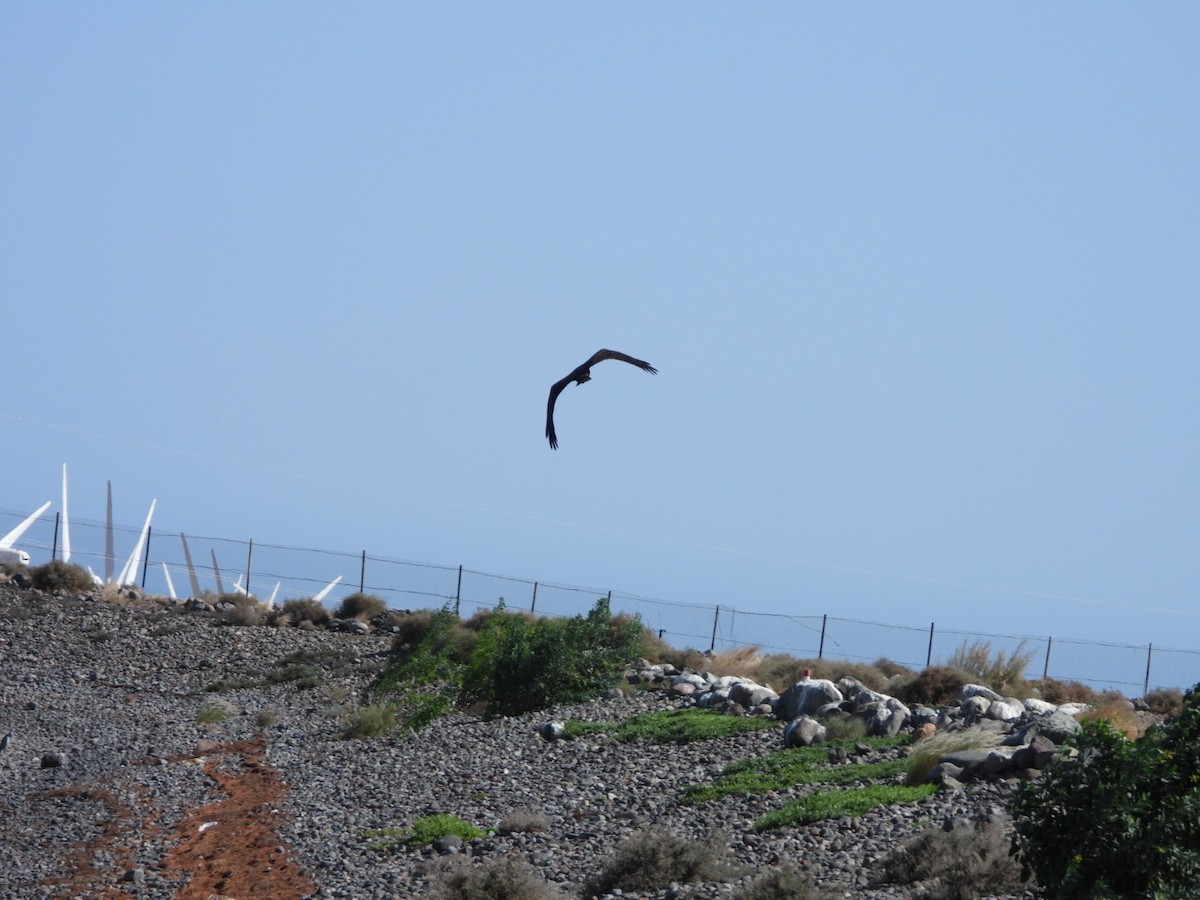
[339, 704, 396, 739]
[584, 829, 734, 896]
[335, 591, 387, 621]
[29, 560, 94, 594]
[364, 814, 489, 851]
[196, 701, 233, 724]
[458, 597, 644, 716]
[1013, 684, 1200, 897]
[564, 708, 776, 745]
[878, 821, 1026, 899]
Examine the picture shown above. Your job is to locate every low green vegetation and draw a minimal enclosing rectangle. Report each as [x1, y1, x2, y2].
[362, 814, 489, 852]
[196, 702, 232, 724]
[339, 704, 397, 739]
[1012, 683, 1200, 898]
[756, 783, 938, 831]
[563, 708, 777, 744]
[371, 597, 644, 722]
[682, 737, 906, 805]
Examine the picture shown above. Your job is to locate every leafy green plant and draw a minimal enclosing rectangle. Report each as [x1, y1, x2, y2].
[584, 829, 736, 896]
[1013, 686, 1200, 897]
[458, 597, 644, 716]
[363, 814, 489, 851]
[756, 784, 937, 831]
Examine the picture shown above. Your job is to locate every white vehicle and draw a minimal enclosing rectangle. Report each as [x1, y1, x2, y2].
[0, 501, 51, 567]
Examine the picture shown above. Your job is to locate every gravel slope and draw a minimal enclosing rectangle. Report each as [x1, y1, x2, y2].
[0, 586, 1039, 899]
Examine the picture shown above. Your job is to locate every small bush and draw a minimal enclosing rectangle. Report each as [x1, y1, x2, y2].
[335, 591, 387, 621]
[431, 857, 566, 899]
[1013, 685, 1200, 897]
[256, 709, 283, 728]
[756, 784, 937, 831]
[945, 640, 1034, 696]
[496, 809, 549, 835]
[584, 829, 734, 896]
[1079, 698, 1147, 740]
[1143, 687, 1183, 716]
[196, 702, 233, 724]
[1025, 677, 1101, 706]
[271, 598, 331, 628]
[29, 560, 94, 594]
[893, 665, 970, 707]
[878, 821, 1026, 899]
[731, 866, 823, 900]
[365, 813, 489, 852]
[217, 594, 269, 627]
[339, 704, 396, 739]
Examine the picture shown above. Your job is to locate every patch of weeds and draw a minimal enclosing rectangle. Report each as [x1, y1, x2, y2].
[339, 704, 397, 739]
[584, 828, 737, 896]
[256, 708, 283, 728]
[563, 708, 777, 744]
[682, 737, 906, 805]
[430, 856, 567, 899]
[905, 729, 1000, 785]
[266, 663, 322, 690]
[497, 809, 549, 835]
[877, 820, 1027, 899]
[363, 814, 489, 851]
[196, 702, 232, 724]
[731, 866, 824, 900]
[755, 783, 937, 831]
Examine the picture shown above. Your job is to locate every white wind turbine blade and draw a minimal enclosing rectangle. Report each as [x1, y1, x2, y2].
[61, 464, 71, 563]
[231, 574, 248, 596]
[180, 533, 202, 598]
[267, 582, 281, 607]
[312, 576, 343, 604]
[211, 551, 225, 595]
[0, 501, 51, 550]
[161, 562, 177, 600]
[104, 481, 115, 584]
[87, 565, 104, 586]
[117, 499, 156, 586]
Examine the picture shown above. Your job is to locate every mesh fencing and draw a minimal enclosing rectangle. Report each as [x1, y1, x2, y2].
[4, 507, 1198, 694]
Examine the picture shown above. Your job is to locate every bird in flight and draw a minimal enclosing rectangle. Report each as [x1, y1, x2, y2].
[546, 349, 657, 449]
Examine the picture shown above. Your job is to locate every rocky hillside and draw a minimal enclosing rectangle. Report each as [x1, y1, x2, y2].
[0, 583, 1046, 899]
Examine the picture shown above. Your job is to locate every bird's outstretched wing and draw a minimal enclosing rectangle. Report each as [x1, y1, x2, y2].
[545, 374, 574, 450]
[545, 348, 657, 449]
[585, 348, 658, 375]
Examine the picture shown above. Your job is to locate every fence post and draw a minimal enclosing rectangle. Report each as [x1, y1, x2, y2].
[709, 605, 720, 653]
[531, 581, 538, 614]
[52, 512, 60, 561]
[818, 614, 827, 659]
[245, 538, 253, 598]
[926, 622, 935, 668]
[140, 526, 153, 589]
[359, 551, 366, 594]
[455, 565, 463, 616]
[1144, 643, 1153, 697]
[1043, 637, 1053, 681]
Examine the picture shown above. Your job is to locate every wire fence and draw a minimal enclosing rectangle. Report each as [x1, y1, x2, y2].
[6, 507, 1199, 696]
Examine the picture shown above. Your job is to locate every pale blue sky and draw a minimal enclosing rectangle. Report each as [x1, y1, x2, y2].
[3, 5, 1198, 689]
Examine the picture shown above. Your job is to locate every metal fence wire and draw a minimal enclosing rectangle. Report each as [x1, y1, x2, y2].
[5, 507, 1198, 696]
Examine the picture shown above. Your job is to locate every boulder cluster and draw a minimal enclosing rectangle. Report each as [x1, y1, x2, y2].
[621, 658, 1145, 787]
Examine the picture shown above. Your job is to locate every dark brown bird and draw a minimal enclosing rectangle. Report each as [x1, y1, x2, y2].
[546, 349, 657, 449]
